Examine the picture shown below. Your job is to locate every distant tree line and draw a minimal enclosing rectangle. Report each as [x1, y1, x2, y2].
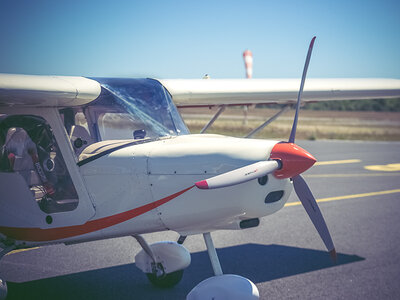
[303, 98, 400, 111]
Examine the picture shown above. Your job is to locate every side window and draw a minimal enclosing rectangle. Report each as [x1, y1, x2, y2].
[0, 114, 79, 213]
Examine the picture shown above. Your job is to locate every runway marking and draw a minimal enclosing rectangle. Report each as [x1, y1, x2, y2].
[305, 173, 400, 178]
[6, 247, 40, 256]
[314, 159, 361, 166]
[364, 163, 400, 172]
[285, 189, 400, 207]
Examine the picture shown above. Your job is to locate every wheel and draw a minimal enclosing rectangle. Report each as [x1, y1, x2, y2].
[146, 269, 184, 288]
[0, 279, 7, 300]
[187, 274, 259, 300]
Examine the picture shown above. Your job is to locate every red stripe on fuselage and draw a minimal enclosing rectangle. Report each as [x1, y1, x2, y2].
[0, 185, 195, 242]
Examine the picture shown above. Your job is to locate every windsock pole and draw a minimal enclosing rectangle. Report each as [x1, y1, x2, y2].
[243, 50, 253, 79]
[242, 50, 253, 125]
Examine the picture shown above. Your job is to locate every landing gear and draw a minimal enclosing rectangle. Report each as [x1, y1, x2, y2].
[133, 235, 191, 288]
[187, 232, 260, 300]
[0, 245, 15, 300]
[133, 233, 259, 298]
[203, 232, 223, 276]
[0, 279, 7, 300]
[187, 274, 259, 300]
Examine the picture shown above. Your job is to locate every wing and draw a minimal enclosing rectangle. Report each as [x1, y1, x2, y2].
[1, 74, 399, 108]
[0, 73, 101, 107]
[158, 78, 400, 107]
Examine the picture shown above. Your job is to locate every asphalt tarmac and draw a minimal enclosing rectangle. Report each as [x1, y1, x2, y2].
[1, 140, 400, 299]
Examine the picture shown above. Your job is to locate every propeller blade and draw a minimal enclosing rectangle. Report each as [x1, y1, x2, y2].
[196, 160, 280, 189]
[288, 36, 316, 144]
[292, 174, 336, 262]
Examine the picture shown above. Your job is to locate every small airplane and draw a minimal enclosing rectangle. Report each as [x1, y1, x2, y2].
[0, 37, 400, 299]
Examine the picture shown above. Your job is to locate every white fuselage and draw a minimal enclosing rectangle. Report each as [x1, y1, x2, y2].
[0, 133, 292, 247]
[80, 134, 292, 240]
[0, 76, 294, 249]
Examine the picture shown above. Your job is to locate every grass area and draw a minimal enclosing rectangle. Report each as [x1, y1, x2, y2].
[179, 107, 400, 141]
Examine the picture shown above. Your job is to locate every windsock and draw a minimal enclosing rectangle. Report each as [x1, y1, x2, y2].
[243, 50, 253, 78]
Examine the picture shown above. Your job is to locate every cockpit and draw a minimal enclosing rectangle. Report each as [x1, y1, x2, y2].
[59, 78, 189, 162]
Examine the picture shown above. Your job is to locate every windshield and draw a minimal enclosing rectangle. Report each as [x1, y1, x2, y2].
[91, 78, 188, 140]
[59, 78, 188, 160]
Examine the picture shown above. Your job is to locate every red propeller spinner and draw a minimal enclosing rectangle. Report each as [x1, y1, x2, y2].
[270, 142, 316, 179]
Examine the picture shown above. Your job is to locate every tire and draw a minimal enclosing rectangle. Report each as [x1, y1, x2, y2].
[146, 269, 184, 288]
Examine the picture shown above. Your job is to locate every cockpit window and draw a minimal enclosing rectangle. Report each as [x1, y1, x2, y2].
[60, 78, 188, 160]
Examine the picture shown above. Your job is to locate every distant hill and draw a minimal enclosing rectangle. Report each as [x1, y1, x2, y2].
[303, 98, 400, 111]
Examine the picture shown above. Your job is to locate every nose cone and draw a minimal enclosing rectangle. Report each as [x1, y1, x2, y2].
[270, 142, 316, 179]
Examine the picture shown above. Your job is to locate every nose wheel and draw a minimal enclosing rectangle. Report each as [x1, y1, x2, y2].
[187, 232, 259, 299]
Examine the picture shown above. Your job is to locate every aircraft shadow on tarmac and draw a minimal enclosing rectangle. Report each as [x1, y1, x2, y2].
[7, 243, 364, 300]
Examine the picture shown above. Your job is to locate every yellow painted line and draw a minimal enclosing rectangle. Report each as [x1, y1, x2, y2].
[305, 173, 400, 178]
[285, 189, 400, 207]
[364, 163, 400, 172]
[314, 159, 361, 166]
[6, 247, 40, 256]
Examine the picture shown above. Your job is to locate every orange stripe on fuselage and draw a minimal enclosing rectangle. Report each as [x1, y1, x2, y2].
[0, 185, 195, 242]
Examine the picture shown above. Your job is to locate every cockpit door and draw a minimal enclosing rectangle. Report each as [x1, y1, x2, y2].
[0, 107, 95, 232]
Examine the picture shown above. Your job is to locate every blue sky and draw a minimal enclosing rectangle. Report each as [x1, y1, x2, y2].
[0, 0, 399, 79]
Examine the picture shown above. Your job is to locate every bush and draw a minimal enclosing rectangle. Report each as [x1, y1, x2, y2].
[303, 98, 400, 112]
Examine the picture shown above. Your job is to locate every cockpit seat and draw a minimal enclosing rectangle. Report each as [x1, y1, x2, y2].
[4, 127, 40, 185]
[70, 125, 93, 155]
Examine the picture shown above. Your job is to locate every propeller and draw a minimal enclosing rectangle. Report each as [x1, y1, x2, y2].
[195, 37, 336, 261]
[284, 36, 336, 261]
[196, 160, 280, 189]
[289, 36, 316, 144]
[292, 175, 336, 261]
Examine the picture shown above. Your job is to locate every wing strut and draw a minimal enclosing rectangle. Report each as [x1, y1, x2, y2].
[244, 104, 291, 138]
[200, 105, 226, 134]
